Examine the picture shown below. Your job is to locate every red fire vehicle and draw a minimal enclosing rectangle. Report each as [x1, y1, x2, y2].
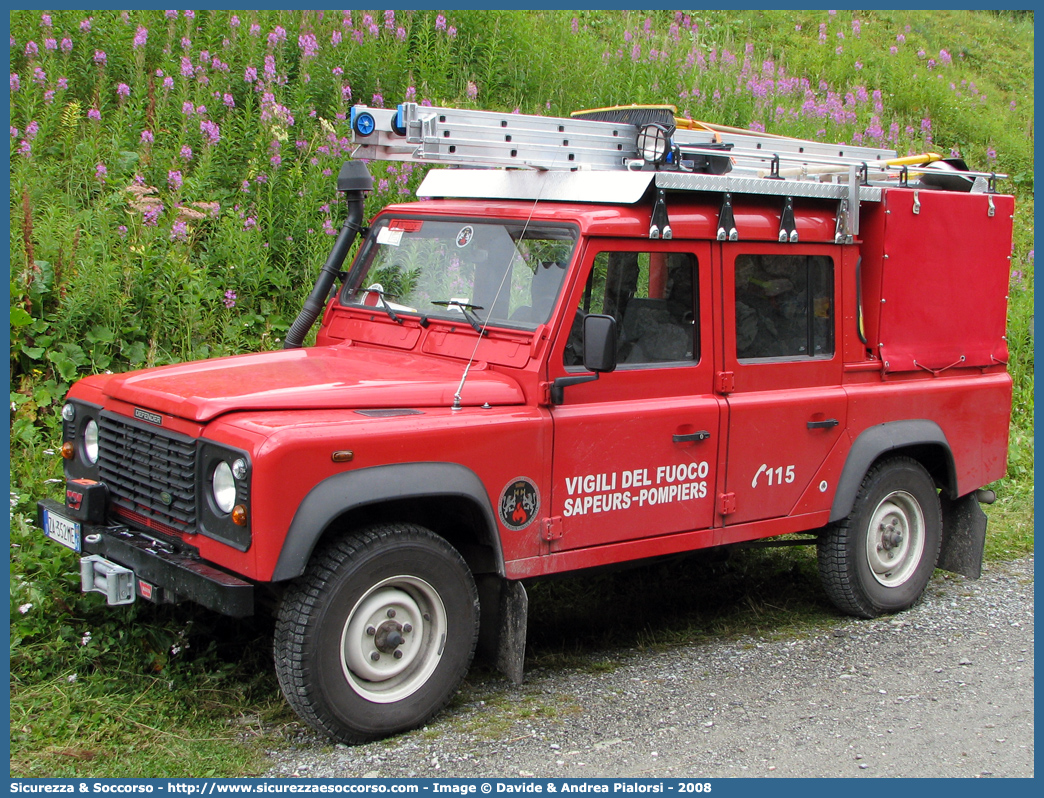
[39, 103, 1013, 743]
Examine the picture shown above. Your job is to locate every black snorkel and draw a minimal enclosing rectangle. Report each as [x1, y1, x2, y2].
[283, 161, 373, 349]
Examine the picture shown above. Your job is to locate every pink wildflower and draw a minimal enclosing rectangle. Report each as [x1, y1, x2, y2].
[268, 26, 287, 47]
[200, 119, 221, 145]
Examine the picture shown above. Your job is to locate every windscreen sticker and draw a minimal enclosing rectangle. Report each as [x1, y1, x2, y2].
[455, 225, 474, 248]
[499, 477, 539, 531]
[376, 227, 403, 246]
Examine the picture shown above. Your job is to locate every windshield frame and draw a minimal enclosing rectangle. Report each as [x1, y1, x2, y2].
[338, 213, 580, 333]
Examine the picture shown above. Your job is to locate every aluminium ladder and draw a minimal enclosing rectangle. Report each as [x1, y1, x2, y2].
[349, 102, 1002, 242]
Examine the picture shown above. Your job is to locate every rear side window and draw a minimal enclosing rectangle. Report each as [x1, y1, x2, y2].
[735, 254, 834, 360]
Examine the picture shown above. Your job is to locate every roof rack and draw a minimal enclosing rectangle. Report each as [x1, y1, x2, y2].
[349, 102, 1005, 241]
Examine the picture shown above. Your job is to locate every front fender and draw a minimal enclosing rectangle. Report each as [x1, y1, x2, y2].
[271, 462, 502, 581]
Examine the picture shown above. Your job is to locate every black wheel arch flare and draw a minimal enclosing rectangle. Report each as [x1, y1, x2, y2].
[829, 419, 957, 523]
[272, 462, 504, 581]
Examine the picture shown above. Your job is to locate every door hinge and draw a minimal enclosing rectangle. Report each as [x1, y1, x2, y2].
[718, 492, 737, 516]
[542, 516, 563, 541]
[716, 371, 734, 394]
[539, 382, 552, 405]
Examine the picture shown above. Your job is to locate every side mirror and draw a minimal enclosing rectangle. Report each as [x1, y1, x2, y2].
[583, 314, 617, 373]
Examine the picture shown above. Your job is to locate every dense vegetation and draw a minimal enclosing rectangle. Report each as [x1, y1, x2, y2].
[9, 9, 1033, 777]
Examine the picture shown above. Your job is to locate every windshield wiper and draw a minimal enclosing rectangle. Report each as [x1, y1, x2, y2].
[356, 286, 404, 324]
[431, 300, 488, 336]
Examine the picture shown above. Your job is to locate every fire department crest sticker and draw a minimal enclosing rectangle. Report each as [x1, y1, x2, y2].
[499, 477, 539, 531]
[455, 225, 474, 248]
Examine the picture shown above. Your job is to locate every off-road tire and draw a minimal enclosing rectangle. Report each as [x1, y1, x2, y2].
[818, 456, 942, 618]
[274, 523, 479, 744]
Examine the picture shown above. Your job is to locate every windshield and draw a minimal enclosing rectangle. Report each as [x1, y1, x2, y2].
[341, 217, 577, 330]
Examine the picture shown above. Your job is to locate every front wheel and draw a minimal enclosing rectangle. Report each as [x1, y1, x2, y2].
[818, 457, 942, 618]
[274, 524, 479, 743]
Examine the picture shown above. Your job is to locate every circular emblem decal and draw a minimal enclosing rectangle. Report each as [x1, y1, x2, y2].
[455, 225, 474, 248]
[499, 477, 540, 532]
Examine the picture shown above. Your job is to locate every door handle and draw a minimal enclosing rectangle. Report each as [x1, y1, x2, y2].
[807, 418, 839, 429]
[673, 431, 711, 443]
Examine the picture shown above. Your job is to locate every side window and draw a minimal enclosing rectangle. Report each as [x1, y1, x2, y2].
[565, 251, 698, 367]
[734, 254, 834, 360]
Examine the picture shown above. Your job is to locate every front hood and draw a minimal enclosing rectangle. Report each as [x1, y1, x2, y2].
[102, 346, 524, 422]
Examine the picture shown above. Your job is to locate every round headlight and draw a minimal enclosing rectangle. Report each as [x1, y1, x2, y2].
[212, 461, 236, 514]
[62, 403, 76, 422]
[83, 419, 99, 464]
[231, 458, 247, 480]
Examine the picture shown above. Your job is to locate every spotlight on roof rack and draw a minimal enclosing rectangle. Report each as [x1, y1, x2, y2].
[636, 122, 671, 165]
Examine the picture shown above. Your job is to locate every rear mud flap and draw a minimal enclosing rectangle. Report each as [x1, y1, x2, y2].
[937, 493, 987, 580]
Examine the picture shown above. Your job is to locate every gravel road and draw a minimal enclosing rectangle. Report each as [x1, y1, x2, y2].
[263, 556, 1034, 779]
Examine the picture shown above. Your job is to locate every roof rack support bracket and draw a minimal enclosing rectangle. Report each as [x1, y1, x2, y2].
[778, 196, 798, 243]
[717, 193, 738, 242]
[846, 165, 861, 238]
[767, 153, 782, 179]
[835, 198, 853, 244]
[649, 187, 672, 239]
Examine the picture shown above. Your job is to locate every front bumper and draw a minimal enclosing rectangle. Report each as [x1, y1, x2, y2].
[37, 498, 254, 617]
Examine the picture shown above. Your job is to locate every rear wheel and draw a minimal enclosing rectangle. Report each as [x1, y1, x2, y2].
[274, 523, 479, 743]
[818, 457, 942, 618]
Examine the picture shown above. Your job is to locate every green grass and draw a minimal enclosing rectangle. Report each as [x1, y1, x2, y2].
[11, 672, 290, 778]
[10, 504, 292, 777]
[9, 8, 1033, 777]
[984, 424, 1035, 561]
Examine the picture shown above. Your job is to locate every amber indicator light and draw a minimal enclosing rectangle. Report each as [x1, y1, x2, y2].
[61, 442, 75, 459]
[231, 505, 248, 527]
[332, 450, 354, 463]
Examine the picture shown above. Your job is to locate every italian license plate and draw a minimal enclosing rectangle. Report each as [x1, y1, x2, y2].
[42, 507, 81, 553]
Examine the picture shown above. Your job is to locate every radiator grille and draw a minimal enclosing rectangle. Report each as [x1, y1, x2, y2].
[98, 412, 197, 535]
